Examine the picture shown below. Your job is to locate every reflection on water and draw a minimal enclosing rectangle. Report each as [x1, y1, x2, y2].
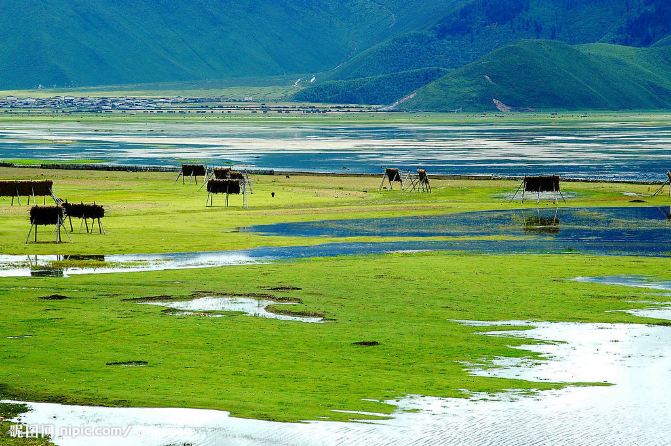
[1, 207, 670, 278]
[23, 254, 106, 277]
[1, 121, 671, 180]
[248, 206, 671, 239]
[30, 269, 64, 278]
[0, 252, 263, 278]
[523, 208, 560, 234]
[142, 296, 324, 323]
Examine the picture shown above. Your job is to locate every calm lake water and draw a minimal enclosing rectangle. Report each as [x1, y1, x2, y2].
[1, 121, 670, 180]
[2, 207, 670, 277]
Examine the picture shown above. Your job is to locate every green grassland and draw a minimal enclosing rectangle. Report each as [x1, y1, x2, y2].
[1, 166, 671, 445]
[0, 167, 668, 256]
[0, 85, 300, 101]
[2, 110, 671, 127]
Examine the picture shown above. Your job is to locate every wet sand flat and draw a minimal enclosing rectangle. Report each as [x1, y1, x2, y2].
[1, 120, 670, 180]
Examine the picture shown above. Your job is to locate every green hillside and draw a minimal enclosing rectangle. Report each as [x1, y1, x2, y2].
[292, 68, 447, 105]
[654, 35, 671, 47]
[0, 0, 458, 89]
[398, 40, 671, 111]
[2, 0, 671, 107]
[330, 0, 671, 81]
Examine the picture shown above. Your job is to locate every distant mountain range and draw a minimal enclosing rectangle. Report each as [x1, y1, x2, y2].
[399, 40, 671, 111]
[0, 0, 457, 89]
[2, 0, 671, 111]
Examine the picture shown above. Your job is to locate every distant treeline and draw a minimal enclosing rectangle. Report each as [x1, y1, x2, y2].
[616, 0, 671, 46]
[435, 0, 531, 38]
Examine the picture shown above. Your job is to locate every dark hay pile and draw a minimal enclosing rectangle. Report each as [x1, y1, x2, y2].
[207, 179, 241, 194]
[213, 167, 232, 179]
[352, 341, 380, 346]
[105, 360, 148, 367]
[29, 206, 64, 225]
[385, 168, 402, 182]
[39, 294, 69, 300]
[266, 286, 303, 291]
[62, 202, 105, 219]
[0, 182, 14, 197]
[0, 180, 53, 197]
[524, 176, 561, 192]
[181, 164, 207, 176]
[213, 168, 245, 180]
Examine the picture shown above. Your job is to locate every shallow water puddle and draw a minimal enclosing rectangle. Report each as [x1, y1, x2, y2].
[142, 296, 323, 323]
[248, 206, 671, 239]
[2, 207, 671, 278]
[574, 274, 671, 291]
[5, 318, 671, 445]
[574, 275, 671, 320]
[0, 252, 266, 278]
